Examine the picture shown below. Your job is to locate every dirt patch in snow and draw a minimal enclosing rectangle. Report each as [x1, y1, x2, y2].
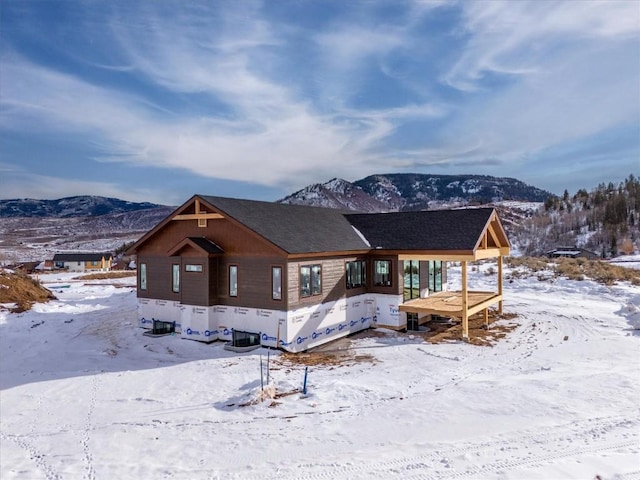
[0, 269, 57, 312]
[422, 310, 519, 346]
[74, 271, 136, 280]
[275, 349, 377, 369]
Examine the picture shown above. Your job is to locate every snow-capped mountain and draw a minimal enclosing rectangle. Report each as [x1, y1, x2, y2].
[277, 178, 391, 211]
[279, 174, 552, 212]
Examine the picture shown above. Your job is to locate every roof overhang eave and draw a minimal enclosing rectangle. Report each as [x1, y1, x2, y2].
[287, 248, 371, 259]
[397, 246, 510, 262]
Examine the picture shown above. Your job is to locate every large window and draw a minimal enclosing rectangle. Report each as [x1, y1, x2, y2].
[300, 264, 322, 297]
[403, 260, 420, 301]
[428, 260, 443, 292]
[346, 260, 366, 289]
[272, 266, 282, 300]
[229, 265, 238, 297]
[373, 260, 392, 287]
[172, 264, 180, 293]
[140, 263, 147, 290]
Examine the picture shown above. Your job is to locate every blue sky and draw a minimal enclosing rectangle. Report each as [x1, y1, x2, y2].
[1, 1, 638, 205]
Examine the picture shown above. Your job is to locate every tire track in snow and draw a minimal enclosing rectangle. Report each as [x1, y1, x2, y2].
[617, 470, 640, 480]
[401, 440, 638, 480]
[281, 413, 640, 480]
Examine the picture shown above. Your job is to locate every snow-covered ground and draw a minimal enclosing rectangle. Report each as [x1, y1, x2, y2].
[1, 265, 639, 480]
[609, 254, 640, 271]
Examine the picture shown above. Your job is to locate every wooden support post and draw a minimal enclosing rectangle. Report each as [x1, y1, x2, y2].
[498, 255, 504, 315]
[462, 260, 469, 340]
[484, 308, 489, 329]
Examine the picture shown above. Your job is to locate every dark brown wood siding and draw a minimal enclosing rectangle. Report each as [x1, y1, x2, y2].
[208, 257, 220, 304]
[137, 255, 181, 302]
[135, 207, 288, 306]
[137, 215, 282, 256]
[344, 256, 367, 299]
[139, 253, 287, 309]
[216, 256, 287, 310]
[180, 258, 210, 306]
[366, 255, 401, 295]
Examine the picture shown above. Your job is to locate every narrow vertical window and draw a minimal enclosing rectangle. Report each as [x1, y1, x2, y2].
[428, 260, 442, 292]
[300, 265, 311, 297]
[429, 260, 435, 292]
[374, 260, 391, 286]
[229, 265, 238, 297]
[140, 263, 147, 291]
[434, 260, 442, 292]
[403, 260, 419, 301]
[346, 260, 365, 289]
[311, 264, 322, 295]
[172, 264, 180, 293]
[272, 266, 282, 300]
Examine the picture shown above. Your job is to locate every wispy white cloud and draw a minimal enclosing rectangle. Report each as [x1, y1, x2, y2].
[416, 0, 640, 188]
[2, 2, 465, 193]
[1, 51, 395, 192]
[1, 0, 637, 201]
[443, 0, 640, 91]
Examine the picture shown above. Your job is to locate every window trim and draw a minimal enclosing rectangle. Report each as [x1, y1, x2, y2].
[272, 265, 283, 301]
[429, 260, 443, 293]
[373, 259, 392, 287]
[300, 263, 322, 298]
[346, 259, 366, 289]
[229, 265, 238, 297]
[403, 260, 420, 301]
[140, 262, 147, 291]
[311, 264, 322, 296]
[172, 263, 180, 293]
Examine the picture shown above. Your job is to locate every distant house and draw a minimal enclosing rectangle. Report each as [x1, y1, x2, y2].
[545, 246, 599, 260]
[111, 256, 136, 271]
[35, 260, 54, 272]
[126, 195, 510, 352]
[11, 262, 41, 274]
[52, 253, 113, 272]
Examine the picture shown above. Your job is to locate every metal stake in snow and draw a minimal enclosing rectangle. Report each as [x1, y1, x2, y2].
[260, 355, 264, 391]
[302, 366, 309, 395]
[266, 350, 270, 385]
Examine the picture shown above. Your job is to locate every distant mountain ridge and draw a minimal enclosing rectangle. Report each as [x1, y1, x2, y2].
[0, 196, 167, 218]
[279, 173, 552, 212]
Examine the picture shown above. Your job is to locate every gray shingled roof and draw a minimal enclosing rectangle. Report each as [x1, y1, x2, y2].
[345, 208, 494, 251]
[200, 196, 370, 254]
[53, 253, 112, 262]
[187, 237, 224, 254]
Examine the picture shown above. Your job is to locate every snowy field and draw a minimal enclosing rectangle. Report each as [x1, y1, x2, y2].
[610, 254, 640, 272]
[1, 263, 639, 480]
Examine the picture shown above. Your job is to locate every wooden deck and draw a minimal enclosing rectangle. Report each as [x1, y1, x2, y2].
[399, 291, 502, 319]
